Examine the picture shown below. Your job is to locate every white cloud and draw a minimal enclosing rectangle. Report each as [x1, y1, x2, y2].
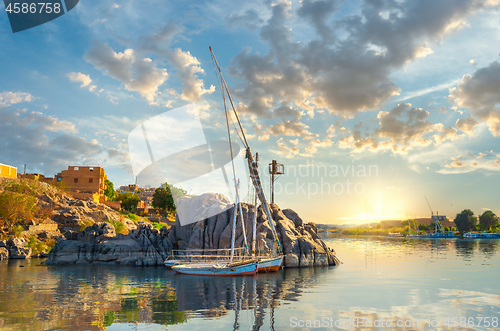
[0, 104, 104, 174]
[67, 72, 97, 92]
[339, 103, 445, 153]
[456, 115, 479, 134]
[230, 0, 496, 121]
[85, 42, 168, 104]
[450, 60, 500, 135]
[167, 48, 215, 102]
[0, 91, 33, 107]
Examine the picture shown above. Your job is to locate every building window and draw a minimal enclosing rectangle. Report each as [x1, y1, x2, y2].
[89, 167, 94, 171]
[57, 177, 61, 182]
[74, 167, 79, 171]
[74, 178, 78, 183]
[89, 178, 93, 183]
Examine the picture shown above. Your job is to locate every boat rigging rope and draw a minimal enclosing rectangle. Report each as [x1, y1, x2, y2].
[210, 51, 248, 150]
[210, 46, 282, 256]
[211, 49, 250, 257]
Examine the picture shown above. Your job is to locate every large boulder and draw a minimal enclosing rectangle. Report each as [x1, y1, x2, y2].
[7, 237, 26, 247]
[5, 237, 31, 259]
[46, 222, 173, 265]
[0, 247, 8, 260]
[282, 209, 303, 228]
[9, 246, 32, 259]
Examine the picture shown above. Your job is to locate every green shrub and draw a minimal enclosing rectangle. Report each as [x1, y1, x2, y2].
[79, 219, 94, 232]
[108, 220, 128, 235]
[26, 235, 47, 255]
[12, 224, 24, 237]
[152, 222, 167, 231]
[125, 213, 139, 222]
[0, 190, 38, 239]
[45, 238, 57, 252]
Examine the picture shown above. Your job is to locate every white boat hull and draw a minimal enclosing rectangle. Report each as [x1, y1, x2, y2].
[172, 260, 257, 276]
[257, 256, 283, 272]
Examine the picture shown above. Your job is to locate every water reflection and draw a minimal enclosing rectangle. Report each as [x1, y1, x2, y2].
[325, 233, 500, 261]
[0, 259, 331, 331]
[455, 239, 478, 259]
[2, 237, 500, 330]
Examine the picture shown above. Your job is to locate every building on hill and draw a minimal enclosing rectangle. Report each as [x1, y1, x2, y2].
[137, 189, 155, 208]
[18, 173, 54, 182]
[0, 163, 17, 179]
[118, 184, 139, 193]
[54, 166, 108, 203]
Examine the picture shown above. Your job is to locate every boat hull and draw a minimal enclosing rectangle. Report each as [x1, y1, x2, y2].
[172, 261, 257, 276]
[164, 260, 189, 268]
[257, 256, 283, 272]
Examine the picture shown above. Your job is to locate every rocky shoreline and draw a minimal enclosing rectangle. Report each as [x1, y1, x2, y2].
[0, 237, 44, 260]
[46, 195, 341, 267]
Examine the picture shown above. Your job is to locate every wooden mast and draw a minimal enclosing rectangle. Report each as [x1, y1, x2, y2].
[210, 46, 282, 255]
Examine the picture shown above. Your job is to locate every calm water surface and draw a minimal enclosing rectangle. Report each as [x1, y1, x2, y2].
[1, 236, 499, 330]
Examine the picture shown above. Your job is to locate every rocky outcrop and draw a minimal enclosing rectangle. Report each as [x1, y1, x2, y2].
[47, 222, 172, 265]
[3, 237, 32, 259]
[46, 194, 340, 267]
[47, 194, 136, 233]
[0, 247, 8, 260]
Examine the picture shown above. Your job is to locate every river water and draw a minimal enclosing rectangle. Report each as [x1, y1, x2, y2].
[1, 236, 499, 330]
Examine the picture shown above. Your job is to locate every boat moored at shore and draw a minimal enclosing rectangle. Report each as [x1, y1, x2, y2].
[172, 260, 258, 276]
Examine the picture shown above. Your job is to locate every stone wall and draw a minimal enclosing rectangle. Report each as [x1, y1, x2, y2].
[103, 200, 121, 211]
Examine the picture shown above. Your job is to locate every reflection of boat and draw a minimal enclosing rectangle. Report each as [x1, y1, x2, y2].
[464, 232, 500, 239]
[172, 260, 258, 276]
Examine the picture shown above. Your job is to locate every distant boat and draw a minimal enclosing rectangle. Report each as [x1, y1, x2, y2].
[388, 232, 403, 237]
[430, 232, 455, 238]
[407, 218, 420, 238]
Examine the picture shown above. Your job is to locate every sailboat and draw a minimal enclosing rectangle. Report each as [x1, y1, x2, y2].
[407, 219, 420, 238]
[171, 47, 283, 275]
[209, 46, 284, 273]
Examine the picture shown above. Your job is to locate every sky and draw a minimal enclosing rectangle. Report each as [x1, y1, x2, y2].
[1, 0, 500, 224]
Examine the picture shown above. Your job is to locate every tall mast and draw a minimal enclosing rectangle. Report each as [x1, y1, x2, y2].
[210, 46, 282, 255]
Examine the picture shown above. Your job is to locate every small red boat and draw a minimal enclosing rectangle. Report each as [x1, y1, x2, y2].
[257, 256, 283, 272]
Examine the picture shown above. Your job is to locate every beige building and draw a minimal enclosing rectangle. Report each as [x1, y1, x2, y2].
[0, 163, 17, 179]
[54, 166, 108, 203]
[55, 166, 107, 194]
[18, 173, 53, 182]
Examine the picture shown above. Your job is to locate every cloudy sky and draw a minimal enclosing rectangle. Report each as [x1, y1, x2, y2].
[1, 0, 500, 224]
